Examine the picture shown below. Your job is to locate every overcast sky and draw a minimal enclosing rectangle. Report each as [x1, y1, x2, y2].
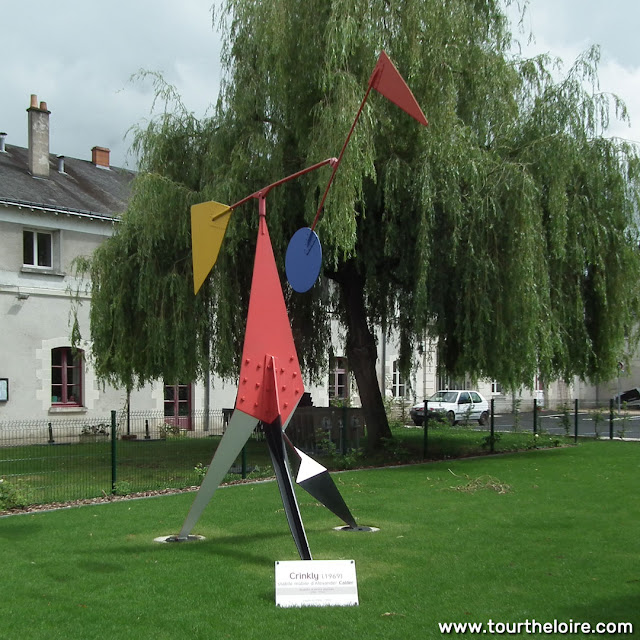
[1, 0, 638, 169]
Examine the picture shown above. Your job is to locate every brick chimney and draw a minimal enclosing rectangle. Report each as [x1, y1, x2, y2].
[27, 94, 51, 178]
[91, 146, 110, 169]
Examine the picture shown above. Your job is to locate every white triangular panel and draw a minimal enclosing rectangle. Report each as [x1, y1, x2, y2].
[295, 447, 328, 483]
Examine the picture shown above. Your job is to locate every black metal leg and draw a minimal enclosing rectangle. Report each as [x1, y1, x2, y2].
[263, 419, 312, 560]
[298, 471, 357, 529]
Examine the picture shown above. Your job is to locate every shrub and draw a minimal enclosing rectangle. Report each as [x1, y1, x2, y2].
[0, 477, 31, 510]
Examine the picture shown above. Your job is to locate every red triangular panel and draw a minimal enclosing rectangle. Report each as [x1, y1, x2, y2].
[369, 51, 428, 127]
[235, 215, 304, 425]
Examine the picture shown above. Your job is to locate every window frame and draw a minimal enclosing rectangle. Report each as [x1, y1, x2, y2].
[163, 382, 193, 429]
[21, 227, 64, 275]
[329, 356, 349, 401]
[51, 347, 83, 406]
[392, 359, 408, 398]
[23, 229, 53, 269]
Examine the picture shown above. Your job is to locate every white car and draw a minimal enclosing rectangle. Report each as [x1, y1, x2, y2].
[410, 390, 489, 426]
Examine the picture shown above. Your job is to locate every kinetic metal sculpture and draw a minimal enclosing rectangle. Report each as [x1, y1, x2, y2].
[176, 52, 427, 559]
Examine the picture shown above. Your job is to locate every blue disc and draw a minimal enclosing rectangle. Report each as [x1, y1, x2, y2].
[285, 227, 322, 293]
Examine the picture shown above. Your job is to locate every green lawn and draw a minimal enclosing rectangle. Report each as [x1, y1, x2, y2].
[0, 440, 637, 639]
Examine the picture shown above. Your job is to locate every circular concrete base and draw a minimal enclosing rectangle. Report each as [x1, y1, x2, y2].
[333, 525, 379, 533]
[153, 534, 205, 543]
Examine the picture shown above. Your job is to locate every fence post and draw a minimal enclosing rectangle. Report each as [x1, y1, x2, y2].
[574, 399, 579, 443]
[341, 406, 348, 455]
[533, 398, 538, 435]
[126, 391, 131, 436]
[111, 410, 117, 494]
[490, 399, 495, 453]
[145, 419, 151, 440]
[47, 422, 55, 444]
[423, 400, 429, 459]
[609, 399, 614, 440]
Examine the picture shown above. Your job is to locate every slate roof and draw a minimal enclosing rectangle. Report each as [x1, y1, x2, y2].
[0, 144, 134, 220]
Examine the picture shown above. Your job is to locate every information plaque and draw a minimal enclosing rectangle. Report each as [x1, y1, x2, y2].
[275, 559, 359, 608]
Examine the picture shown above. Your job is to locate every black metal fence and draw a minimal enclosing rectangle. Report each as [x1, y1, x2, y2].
[490, 398, 637, 442]
[419, 397, 638, 455]
[0, 407, 366, 509]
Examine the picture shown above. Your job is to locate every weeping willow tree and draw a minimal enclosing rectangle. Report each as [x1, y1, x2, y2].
[75, 0, 640, 451]
[72, 97, 215, 392]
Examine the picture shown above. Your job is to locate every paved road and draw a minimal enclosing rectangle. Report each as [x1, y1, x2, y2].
[473, 410, 640, 439]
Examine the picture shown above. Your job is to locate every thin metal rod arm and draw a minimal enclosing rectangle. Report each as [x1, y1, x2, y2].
[228, 157, 338, 213]
[311, 82, 374, 231]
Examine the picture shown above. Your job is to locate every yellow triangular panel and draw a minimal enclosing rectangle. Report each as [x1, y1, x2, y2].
[191, 201, 232, 294]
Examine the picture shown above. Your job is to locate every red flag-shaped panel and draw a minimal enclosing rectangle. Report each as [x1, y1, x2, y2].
[369, 51, 428, 126]
[235, 213, 304, 425]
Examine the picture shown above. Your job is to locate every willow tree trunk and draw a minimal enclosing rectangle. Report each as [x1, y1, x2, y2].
[335, 261, 392, 452]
